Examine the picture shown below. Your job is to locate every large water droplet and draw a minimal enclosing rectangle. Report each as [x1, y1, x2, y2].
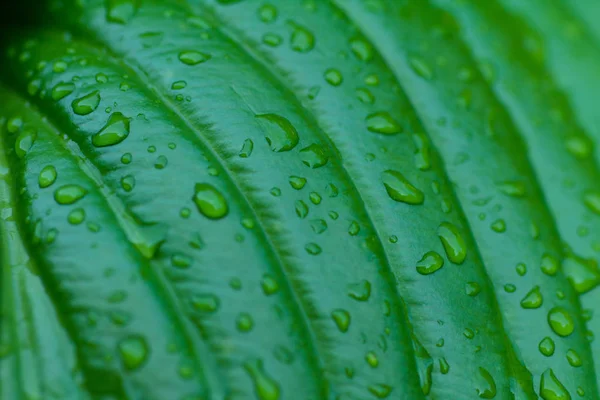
[416, 251, 444, 275]
[38, 165, 57, 188]
[300, 144, 328, 168]
[366, 112, 403, 135]
[72, 91, 100, 115]
[548, 307, 574, 337]
[54, 185, 87, 205]
[92, 112, 131, 147]
[475, 367, 497, 399]
[193, 183, 228, 219]
[438, 222, 467, 264]
[520, 286, 543, 309]
[540, 369, 570, 400]
[244, 359, 280, 400]
[178, 51, 211, 66]
[51, 82, 76, 101]
[381, 170, 424, 204]
[256, 114, 299, 152]
[563, 254, 600, 294]
[118, 335, 149, 371]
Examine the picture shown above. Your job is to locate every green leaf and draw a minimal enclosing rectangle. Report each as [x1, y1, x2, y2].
[1, 0, 599, 399]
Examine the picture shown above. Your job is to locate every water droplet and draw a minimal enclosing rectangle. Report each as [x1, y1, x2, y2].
[193, 183, 228, 219]
[191, 294, 219, 312]
[51, 82, 75, 101]
[566, 349, 582, 367]
[67, 208, 86, 225]
[171, 80, 187, 90]
[237, 313, 254, 332]
[331, 309, 350, 332]
[178, 51, 211, 66]
[262, 33, 282, 47]
[541, 254, 559, 276]
[350, 37, 373, 61]
[172, 253, 193, 269]
[412, 336, 433, 395]
[365, 351, 379, 368]
[305, 242, 321, 255]
[92, 112, 131, 147]
[258, 4, 277, 23]
[6, 117, 23, 133]
[72, 91, 100, 115]
[381, 170, 424, 205]
[563, 254, 600, 294]
[520, 286, 543, 309]
[516, 263, 527, 276]
[106, 0, 138, 24]
[412, 133, 431, 171]
[408, 56, 433, 80]
[356, 87, 375, 104]
[289, 176, 307, 190]
[437, 222, 467, 264]
[368, 384, 393, 398]
[348, 221, 360, 236]
[565, 136, 593, 159]
[497, 181, 526, 197]
[348, 280, 371, 301]
[540, 369, 570, 400]
[54, 185, 87, 205]
[310, 219, 327, 234]
[39, 165, 57, 188]
[539, 337, 555, 356]
[465, 282, 481, 296]
[290, 23, 314, 52]
[261, 274, 279, 295]
[475, 367, 497, 399]
[121, 175, 135, 192]
[239, 138, 254, 158]
[256, 114, 299, 152]
[95, 73, 108, 84]
[295, 200, 309, 218]
[309, 192, 321, 204]
[366, 112, 403, 135]
[439, 358, 450, 374]
[548, 307, 575, 337]
[416, 251, 444, 275]
[490, 219, 506, 233]
[15, 129, 37, 158]
[118, 335, 149, 370]
[324, 68, 343, 86]
[300, 144, 328, 168]
[244, 359, 280, 400]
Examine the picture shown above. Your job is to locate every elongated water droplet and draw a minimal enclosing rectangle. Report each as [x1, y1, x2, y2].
[305, 242, 321, 255]
[72, 91, 100, 115]
[416, 251, 444, 275]
[368, 384, 393, 398]
[548, 307, 574, 337]
[408, 56, 433, 80]
[300, 144, 328, 168]
[256, 114, 299, 152]
[520, 286, 543, 309]
[295, 200, 309, 218]
[381, 170, 424, 204]
[438, 222, 467, 264]
[193, 183, 228, 219]
[412, 133, 431, 171]
[244, 359, 280, 400]
[118, 335, 149, 370]
[239, 138, 254, 158]
[331, 309, 351, 332]
[540, 369, 570, 400]
[178, 51, 211, 66]
[15, 129, 37, 158]
[92, 112, 130, 147]
[366, 112, 403, 135]
[476, 367, 497, 399]
[566, 349, 582, 367]
[191, 294, 219, 312]
[412, 335, 433, 395]
[51, 82, 75, 101]
[38, 165, 57, 188]
[54, 185, 87, 205]
[497, 181, 526, 197]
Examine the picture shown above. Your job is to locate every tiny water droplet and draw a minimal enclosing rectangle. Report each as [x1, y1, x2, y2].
[324, 68, 343, 86]
[408, 56, 433, 80]
[289, 176, 307, 190]
[261, 274, 279, 295]
[191, 294, 219, 312]
[583, 191, 600, 215]
[541, 254, 559, 276]
[566, 349, 582, 367]
[305, 242, 321, 255]
[106, 0, 138, 24]
[350, 37, 373, 61]
[67, 208, 86, 225]
[178, 51, 211, 66]
[237, 313, 254, 332]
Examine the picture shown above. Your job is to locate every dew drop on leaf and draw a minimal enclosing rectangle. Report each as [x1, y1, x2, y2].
[541, 254, 559, 276]
[331, 309, 351, 332]
[520, 286, 543, 309]
[350, 37, 373, 62]
[408, 56, 434, 80]
[67, 208, 86, 225]
[548, 307, 574, 337]
[237, 313, 254, 332]
[92, 112, 131, 147]
[239, 138, 254, 158]
[178, 51, 211, 66]
[583, 191, 600, 215]
[289, 176, 307, 190]
[118, 335, 149, 371]
[54, 184, 87, 205]
[244, 359, 280, 400]
[300, 144, 328, 168]
[539, 337, 555, 357]
[366, 112, 403, 135]
[416, 251, 444, 275]
[566, 349, 582, 367]
[368, 384, 393, 398]
[324, 68, 343, 86]
[290, 23, 314, 53]
[381, 170, 424, 205]
[562, 254, 600, 294]
[539, 368, 570, 400]
[475, 367, 497, 399]
[51, 81, 75, 101]
[193, 183, 228, 219]
[256, 113, 299, 152]
[191, 294, 219, 312]
[258, 4, 278, 23]
[437, 222, 467, 264]
[106, 0, 138, 24]
[72, 91, 101, 115]
[38, 165, 57, 188]
[305, 242, 321, 255]
[261, 274, 279, 296]
[15, 129, 37, 158]
[348, 280, 371, 301]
